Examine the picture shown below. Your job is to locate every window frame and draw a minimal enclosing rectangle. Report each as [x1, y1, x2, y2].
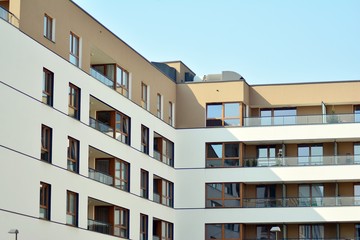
[68, 83, 80, 120]
[206, 182, 241, 208]
[154, 133, 174, 167]
[140, 169, 149, 199]
[114, 207, 129, 238]
[115, 111, 130, 145]
[67, 137, 79, 173]
[205, 223, 241, 240]
[140, 213, 148, 240]
[153, 176, 174, 207]
[66, 190, 78, 226]
[41, 124, 52, 163]
[42, 68, 54, 106]
[169, 101, 173, 126]
[141, 125, 149, 154]
[206, 102, 241, 127]
[43, 14, 54, 41]
[116, 66, 130, 98]
[69, 32, 80, 66]
[141, 82, 148, 110]
[157, 93, 162, 119]
[114, 159, 129, 191]
[206, 142, 241, 168]
[40, 182, 51, 220]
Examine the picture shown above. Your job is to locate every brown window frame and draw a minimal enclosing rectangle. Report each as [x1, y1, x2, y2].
[116, 66, 129, 98]
[141, 125, 149, 154]
[42, 68, 54, 106]
[206, 102, 241, 127]
[169, 101, 173, 126]
[205, 223, 241, 240]
[68, 83, 80, 120]
[153, 176, 174, 207]
[206, 142, 241, 168]
[157, 93, 162, 118]
[67, 137, 79, 173]
[41, 124, 52, 163]
[115, 111, 130, 145]
[154, 133, 174, 167]
[206, 182, 241, 208]
[140, 169, 149, 199]
[140, 213, 148, 240]
[141, 82, 148, 109]
[69, 32, 80, 66]
[40, 182, 51, 220]
[114, 159, 129, 191]
[66, 190, 78, 226]
[43, 14, 53, 41]
[153, 219, 173, 240]
[114, 207, 129, 238]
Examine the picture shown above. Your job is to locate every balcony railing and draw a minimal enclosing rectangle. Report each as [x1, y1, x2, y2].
[89, 117, 114, 137]
[243, 155, 360, 167]
[244, 113, 360, 127]
[90, 67, 114, 88]
[242, 196, 360, 208]
[0, 6, 19, 27]
[88, 219, 113, 235]
[88, 168, 113, 186]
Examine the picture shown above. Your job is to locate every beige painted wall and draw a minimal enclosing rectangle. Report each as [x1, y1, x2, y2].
[164, 61, 195, 83]
[176, 81, 247, 128]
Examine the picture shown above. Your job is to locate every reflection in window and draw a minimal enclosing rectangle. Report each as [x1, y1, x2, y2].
[206, 103, 241, 127]
[355, 144, 360, 164]
[260, 108, 296, 126]
[206, 183, 240, 208]
[355, 105, 360, 123]
[206, 223, 241, 240]
[299, 184, 324, 207]
[206, 143, 240, 167]
[298, 144, 323, 165]
[154, 133, 174, 167]
[67, 137, 79, 173]
[256, 185, 276, 207]
[257, 225, 276, 240]
[257, 145, 276, 166]
[299, 225, 324, 240]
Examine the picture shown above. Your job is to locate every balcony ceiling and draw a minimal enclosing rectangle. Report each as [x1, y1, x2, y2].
[90, 46, 115, 65]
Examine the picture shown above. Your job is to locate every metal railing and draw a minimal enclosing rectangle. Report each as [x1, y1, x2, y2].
[244, 113, 360, 127]
[90, 67, 114, 88]
[242, 196, 360, 208]
[243, 155, 360, 167]
[88, 168, 113, 186]
[0, 6, 19, 27]
[89, 117, 114, 137]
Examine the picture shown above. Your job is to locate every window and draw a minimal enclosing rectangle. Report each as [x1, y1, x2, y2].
[298, 144, 323, 165]
[67, 137, 79, 173]
[355, 143, 360, 164]
[114, 207, 129, 238]
[43, 14, 54, 41]
[206, 183, 240, 208]
[114, 159, 129, 191]
[141, 125, 149, 154]
[153, 219, 173, 240]
[42, 68, 54, 106]
[206, 143, 240, 168]
[206, 102, 241, 127]
[256, 185, 276, 207]
[153, 176, 174, 207]
[256, 225, 277, 240]
[299, 184, 324, 207]
[356, 224, 360, 240]
[141, 82, 148, 109]
[69, 32, 80, 66]
[157, 93, 162, 118]
[140, 169, 149, 199]
[140, 214, 148, 240]
[116, 66, 129, 98]
[154, 133, 174, 167]
[41, 125, 52, 163]
[256, 145, 276, 166]
[169, 101, 174, 126]
[299, 224, 324, 239]
[68, 83, 80, 120]
[115, 112, 130, 144]
[206, 223, 241, 240]
[40, 182, 51, 220]
[260, 108, 296, 126]
[66, 191, 78, 226]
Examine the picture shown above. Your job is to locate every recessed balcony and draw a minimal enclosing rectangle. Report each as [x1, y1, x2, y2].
[0, 3, 19, 27]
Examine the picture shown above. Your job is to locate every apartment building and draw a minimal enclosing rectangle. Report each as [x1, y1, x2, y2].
[0, 0, 360, 239]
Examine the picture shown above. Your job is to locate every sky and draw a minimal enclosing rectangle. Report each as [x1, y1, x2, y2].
[72, 0, 360, 85]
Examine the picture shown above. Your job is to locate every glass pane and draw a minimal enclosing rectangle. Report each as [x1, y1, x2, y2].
[207, 144, 222, 158]
[207, 104, 222, 118]
[299, 225, 311, 239]
[224, 119, 240, 126]
[224, 224, 240, 238]
[260, 109, 272, 126]
[224, 103, 239, 117]
[206, 159, 222, 167]
[224, 159, 239, 167]
[298, 146, 310, 165]
[312, 225, 324, 239]
[299, 185, 310, 206]
[224, 143, 239, 157]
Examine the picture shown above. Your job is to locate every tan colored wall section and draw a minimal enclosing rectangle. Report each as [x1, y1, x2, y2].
[338, 142, 354, 155]
[176, 81, 247, 128]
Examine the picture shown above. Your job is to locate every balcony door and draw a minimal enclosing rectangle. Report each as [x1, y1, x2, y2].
[354, 143, 360, 164]
[299, 184, 324, 207]
[94, 206, 112, 234]
[354, 105, 360, 122]
[298, 144, 323, 165]
[257, 146, 276, 166]
[256, 185, 276, 207]
[95, 158, 113, 185]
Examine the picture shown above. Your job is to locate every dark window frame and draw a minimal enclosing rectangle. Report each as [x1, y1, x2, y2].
[43, 14, 53, 41]
[42, 68, 54, 106]
[141, 125, 149, 154]
[206, 182, 241, 208]
[206, 102, 241, 127]
[68, 83, 80, 120]
[206, 142, 241, 168]
[67, 136, 79, 173]
[40, 182, 51, 220]
[41, 124, 52, 163]
[205, 223, 241, 240]
[153, 176, 174, 207]
[154, 133, 174, 167]
[140, 213, 148, 240]
[66, 190, 78, 226]
[69, 32, 80, 66]
[141, 82, 148, 109]
[140, 169, 149, 199]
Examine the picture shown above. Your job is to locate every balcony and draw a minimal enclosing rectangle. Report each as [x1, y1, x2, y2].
[243, 155, 360, 167]
[88, 168, 113, 186]
[89, 117, 114, 137]
[0, 6, 19, 27]
[90, 67, 114, 88]
[244, 113, 360, 127]
[240, 196, 360, 208]
[88, 219, 113, 235]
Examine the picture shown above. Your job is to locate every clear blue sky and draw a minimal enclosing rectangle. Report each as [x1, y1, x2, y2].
[73, 0, 360, 84]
